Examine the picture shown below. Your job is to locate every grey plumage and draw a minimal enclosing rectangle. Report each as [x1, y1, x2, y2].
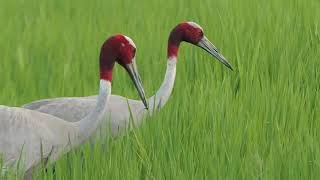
[23, 60, 178, 138]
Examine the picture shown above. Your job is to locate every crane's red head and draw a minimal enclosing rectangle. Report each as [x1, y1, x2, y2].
[100, 34, 137, 81]
[98, 34, 149, 109]
[168, 22, 204, 58]
[167, 22, 233, 70]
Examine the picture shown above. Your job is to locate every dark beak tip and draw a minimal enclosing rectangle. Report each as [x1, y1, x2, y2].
[198, 38, 234, 71]
[145, 103, 149, 110]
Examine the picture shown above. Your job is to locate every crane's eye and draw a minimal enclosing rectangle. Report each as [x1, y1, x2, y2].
[199, 31, 204, 37]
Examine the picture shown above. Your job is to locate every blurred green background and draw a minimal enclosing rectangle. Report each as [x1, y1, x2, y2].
[1, 0, 320, 179]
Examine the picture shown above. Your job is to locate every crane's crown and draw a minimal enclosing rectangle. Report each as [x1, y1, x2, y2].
[99, 34, 137, 81]
[101, 34, 136, 67]
[169, 21, 204, 45]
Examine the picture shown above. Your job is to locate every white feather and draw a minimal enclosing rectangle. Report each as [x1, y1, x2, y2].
[187, 22, 203, 31]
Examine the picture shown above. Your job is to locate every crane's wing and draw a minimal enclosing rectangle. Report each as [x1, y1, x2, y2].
[29, 98, 97, 122]
[22, 96, 96, 110]
[22, 95, 148, 136]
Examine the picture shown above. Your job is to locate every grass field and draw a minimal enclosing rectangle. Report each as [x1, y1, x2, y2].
[1, 0, 320, 179]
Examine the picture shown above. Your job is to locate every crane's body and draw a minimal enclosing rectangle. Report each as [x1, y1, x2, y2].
[0, 105, 78, 171]
[23, 95, 146, 137]
[0, 80, 111, 179]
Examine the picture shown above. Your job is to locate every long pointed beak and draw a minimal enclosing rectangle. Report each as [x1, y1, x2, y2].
[125, 59, 149, 109]
[197, 36, 233, 70]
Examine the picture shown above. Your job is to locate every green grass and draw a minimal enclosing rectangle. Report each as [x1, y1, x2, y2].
[1, 0, 320, 179]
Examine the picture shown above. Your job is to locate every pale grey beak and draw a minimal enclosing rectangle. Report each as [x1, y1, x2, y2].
[197, 36, 233, 70]
[125, 60, 148, 109]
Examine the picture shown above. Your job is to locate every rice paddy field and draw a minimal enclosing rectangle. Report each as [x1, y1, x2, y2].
[1, 0, 320, 179]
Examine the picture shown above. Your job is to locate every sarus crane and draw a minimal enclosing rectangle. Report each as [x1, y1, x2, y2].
[0, 34, 147, 180]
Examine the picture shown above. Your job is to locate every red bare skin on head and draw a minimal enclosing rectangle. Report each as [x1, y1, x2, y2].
[168, 22, 204, 59]
[100, 34, 136, 81]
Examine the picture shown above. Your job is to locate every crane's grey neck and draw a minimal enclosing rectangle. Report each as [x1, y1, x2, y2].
[148, 57, 177, 113]
[75, 80, 111, 145]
